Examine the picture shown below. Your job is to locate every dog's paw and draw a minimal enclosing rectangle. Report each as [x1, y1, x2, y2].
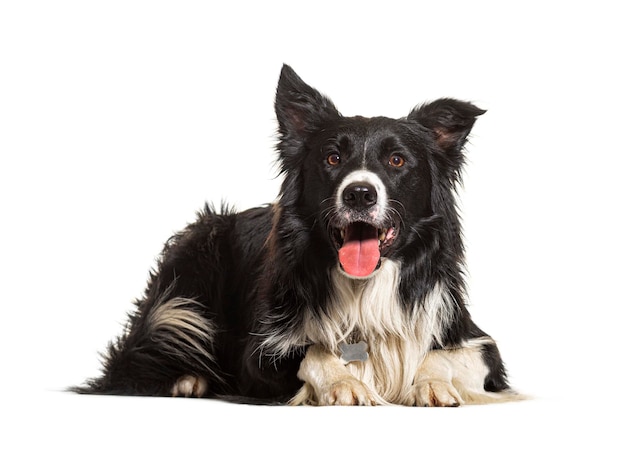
[413, 380, 462, 407]
[171, 375, 208, 397]
[319, 378, 377, 406]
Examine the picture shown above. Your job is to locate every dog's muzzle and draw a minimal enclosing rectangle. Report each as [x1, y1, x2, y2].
[332, 181, 398, 278]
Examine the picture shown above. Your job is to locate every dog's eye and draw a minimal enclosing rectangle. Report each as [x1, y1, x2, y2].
[388, 154, 405, 168]
[327, 152, 341, 166]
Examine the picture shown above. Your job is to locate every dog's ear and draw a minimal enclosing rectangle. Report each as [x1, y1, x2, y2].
[275, 65, 340, 139]
[408, 99, 485, 153]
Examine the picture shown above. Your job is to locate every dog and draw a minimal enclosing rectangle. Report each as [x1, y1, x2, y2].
[74, 65, 521, 406]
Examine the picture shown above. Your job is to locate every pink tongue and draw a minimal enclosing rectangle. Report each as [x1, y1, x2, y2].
[338, 223, 380, 277]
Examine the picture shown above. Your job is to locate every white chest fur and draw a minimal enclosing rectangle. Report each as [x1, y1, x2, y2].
[301, 259, 455, 404]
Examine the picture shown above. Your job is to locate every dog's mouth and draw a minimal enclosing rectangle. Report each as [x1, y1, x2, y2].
[331, 222, 398, 278]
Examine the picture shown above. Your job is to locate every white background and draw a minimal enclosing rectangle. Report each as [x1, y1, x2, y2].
[1, 1, 624, 449]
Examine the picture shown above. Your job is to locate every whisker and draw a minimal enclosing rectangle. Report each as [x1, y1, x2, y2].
[387, 199, 406, 229]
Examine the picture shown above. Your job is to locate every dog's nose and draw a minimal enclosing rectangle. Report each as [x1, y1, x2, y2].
[342, 182, 377, 210]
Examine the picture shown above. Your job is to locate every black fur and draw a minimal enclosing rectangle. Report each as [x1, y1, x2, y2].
[73, 65, 510, 403]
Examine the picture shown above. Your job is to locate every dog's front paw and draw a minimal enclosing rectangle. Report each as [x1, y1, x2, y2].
[171, 375, 208, 397]
[413, 380, 462, 407]
[319, 378, 377, 406]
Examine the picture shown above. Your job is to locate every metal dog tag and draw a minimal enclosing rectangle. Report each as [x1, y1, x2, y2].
[339, 341, 369, 363]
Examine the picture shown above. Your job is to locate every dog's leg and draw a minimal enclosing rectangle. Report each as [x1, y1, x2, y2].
[171, 375, 208, 397]
[412, 337, 522, 406]
[412, 348, 466, 407]
[291, 344, 378, 406]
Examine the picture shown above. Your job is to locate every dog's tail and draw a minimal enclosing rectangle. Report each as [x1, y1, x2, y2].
[460, 388, 530, 405]
[70, 286, 222, 397]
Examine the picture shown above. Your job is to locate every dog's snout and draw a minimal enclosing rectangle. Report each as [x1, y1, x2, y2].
[342, 182, 377, 210]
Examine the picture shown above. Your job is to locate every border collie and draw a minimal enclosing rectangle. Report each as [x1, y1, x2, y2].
[74, 65, 521, 406]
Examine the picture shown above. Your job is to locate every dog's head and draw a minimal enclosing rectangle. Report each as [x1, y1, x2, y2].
[274, 65, 484, 279]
